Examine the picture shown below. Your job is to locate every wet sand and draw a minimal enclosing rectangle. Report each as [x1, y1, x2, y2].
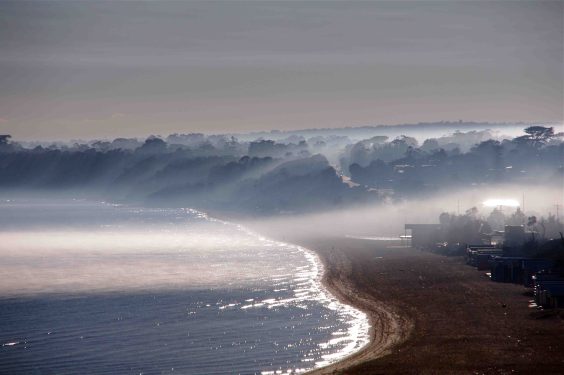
[253, 228, 564, 374]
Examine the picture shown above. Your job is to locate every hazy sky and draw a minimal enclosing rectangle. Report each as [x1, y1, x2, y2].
[1, 1, 562, 140]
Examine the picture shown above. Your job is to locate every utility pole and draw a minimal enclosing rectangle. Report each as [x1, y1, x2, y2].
[522, 192, 526, 225]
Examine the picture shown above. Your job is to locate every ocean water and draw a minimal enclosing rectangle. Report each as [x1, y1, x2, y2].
[0, 200, 369, 374]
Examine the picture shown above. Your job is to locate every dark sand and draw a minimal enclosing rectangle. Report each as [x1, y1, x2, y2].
[255, 228, 564, 374]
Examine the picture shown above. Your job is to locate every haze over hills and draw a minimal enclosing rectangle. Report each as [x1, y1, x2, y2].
[1, 122, 561, 215]
[1, 1, 563, 374]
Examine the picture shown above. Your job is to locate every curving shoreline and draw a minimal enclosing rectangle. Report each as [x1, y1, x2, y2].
[217, 210, 564, 373]
[206, 210, 406, 372]
[303, 241, 412, 374]
[243, 221, 414, 374]
[247, 229, 564, 374]
[197, 209, 409, 372]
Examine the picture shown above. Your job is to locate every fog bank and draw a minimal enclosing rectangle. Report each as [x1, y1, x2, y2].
[244, 184, 563, 240]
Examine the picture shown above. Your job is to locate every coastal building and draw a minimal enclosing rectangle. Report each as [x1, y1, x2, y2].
[404, 224, 441, 248]
[466, 246, 502, 270]
[490, 256, 554, 286]
[490, 257, 536, 284]
[521, 259, 555, 287]
[503, 225, 526, 247]
[533, 273, 564, 309]
[482, 230, 504, 246]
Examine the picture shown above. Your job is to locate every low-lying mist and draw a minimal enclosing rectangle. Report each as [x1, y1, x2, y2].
[0, 182, 560, 297]
[0, 204, 302, 297]
[243, 184, 563, 240]
[0, 123, 561, 296]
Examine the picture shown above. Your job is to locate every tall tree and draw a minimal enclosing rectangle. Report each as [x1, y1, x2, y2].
[514, 126, 554, 147]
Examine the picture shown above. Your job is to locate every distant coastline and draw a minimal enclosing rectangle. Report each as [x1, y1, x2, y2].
[224, 120, 543, 141]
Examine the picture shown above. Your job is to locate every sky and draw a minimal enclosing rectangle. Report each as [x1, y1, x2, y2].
[0, 0, 562, 140]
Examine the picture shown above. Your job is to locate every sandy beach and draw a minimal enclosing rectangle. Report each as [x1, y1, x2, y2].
[251, 225, 564, 374]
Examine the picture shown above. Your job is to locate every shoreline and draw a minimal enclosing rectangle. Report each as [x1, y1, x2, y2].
[207, 210, 412, 372]
[241, 222, 413, 374]
[245, 224, 564, 374]
[203, 209, 564, 373]
[200, 209, 400, 371]
[299, 240, 412, 374]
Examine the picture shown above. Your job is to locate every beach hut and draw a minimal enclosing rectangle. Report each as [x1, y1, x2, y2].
[466, 245, 502, 270]
[490, 257, 555, 285]
[489, 257, 528, 283]
[521, 259, 554, 287]
[533, 274, 564, 308]
[404, 224, 441, 249]
[504, 225, 526, 248]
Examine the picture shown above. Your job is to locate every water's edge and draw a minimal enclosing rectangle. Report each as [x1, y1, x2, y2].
[204, 211, 373, 373]
[0, 202, 374, 374]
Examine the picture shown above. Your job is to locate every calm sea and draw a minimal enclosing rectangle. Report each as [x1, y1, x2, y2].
[0, 200, 369, 374]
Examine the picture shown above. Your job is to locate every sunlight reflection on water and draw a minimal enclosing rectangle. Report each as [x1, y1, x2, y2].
[0, 201, 369, 373]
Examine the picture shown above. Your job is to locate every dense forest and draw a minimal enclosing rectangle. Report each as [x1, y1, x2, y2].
[0, 124, 562, 214]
